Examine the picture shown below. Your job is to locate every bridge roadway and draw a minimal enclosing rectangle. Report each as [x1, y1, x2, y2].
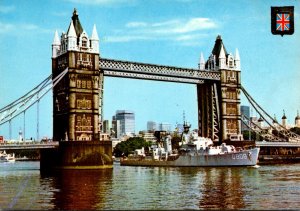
[0, 142, 59, 150]
[100, 58, 221, 84]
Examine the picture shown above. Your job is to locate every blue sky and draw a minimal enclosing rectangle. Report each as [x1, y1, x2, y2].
[0, 0, 299, 139]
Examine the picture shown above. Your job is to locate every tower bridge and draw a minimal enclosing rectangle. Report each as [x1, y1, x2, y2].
[47, 9, 242, 169]
[1, 9, 299, 169]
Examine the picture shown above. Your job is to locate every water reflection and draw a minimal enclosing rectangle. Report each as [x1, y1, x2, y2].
[45, 169, 113, 210]
[199, 167, 245, 209]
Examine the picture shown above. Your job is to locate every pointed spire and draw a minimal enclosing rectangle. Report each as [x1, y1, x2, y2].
[72, 8, 83, 37]
[67, 21, 77, 37]
[219, 45, 226, 59]
[91, 24, 99, 41]
[52, 30, 60, 45]
[199, 52, 205, 70]
[218, 44, 226, 69]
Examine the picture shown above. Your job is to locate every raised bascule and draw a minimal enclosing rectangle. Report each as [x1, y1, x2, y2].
[39, 9, 243, 170]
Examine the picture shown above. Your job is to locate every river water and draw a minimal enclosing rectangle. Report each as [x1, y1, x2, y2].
[0, 161, 300, 210]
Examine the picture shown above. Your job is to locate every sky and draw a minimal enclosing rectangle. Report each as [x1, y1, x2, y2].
[0, 0, 299, 140]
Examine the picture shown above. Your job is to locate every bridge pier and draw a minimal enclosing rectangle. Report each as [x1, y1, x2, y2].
[40, 141, 112, 171]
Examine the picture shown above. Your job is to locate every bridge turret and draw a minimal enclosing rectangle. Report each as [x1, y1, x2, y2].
[67, 20, 77, 51]
[90, 24, 99, 54]
[282, 110, 287, 128]
[199, 52, 205, 70]
[218, 45, 226, 69]
[52, 30, 60, 58]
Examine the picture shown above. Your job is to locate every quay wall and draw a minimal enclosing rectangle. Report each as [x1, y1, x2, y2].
[258, 145, 300, 164]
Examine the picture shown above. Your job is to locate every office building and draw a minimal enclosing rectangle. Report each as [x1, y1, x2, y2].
[115, 110, 135, 135]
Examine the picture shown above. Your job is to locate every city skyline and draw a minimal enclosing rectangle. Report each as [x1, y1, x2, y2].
[0, 0, 299, 139]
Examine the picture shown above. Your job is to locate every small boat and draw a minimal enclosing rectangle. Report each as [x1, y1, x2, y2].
[0, 151, 15, 162]
[121, 123, 260, 167]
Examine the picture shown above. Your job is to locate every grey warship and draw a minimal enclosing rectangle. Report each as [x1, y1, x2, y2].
[121, 123, 260, 167]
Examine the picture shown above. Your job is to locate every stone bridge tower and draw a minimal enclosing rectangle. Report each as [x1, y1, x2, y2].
[198, 35, 242, 142]
[41, 9, 111, 171]
[52, 9, 102, 142]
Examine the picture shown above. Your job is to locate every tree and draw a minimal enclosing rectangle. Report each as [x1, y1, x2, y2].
[113, 137, 152, 157]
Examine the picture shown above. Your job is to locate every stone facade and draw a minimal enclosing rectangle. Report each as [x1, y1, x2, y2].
[52, 9, 103, 142]
[198, 35, 241, 142]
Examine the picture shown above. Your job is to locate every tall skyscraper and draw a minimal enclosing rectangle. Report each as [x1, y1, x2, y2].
[241, 105, 250, 132]
[147, 121, 157, 132]
[115, 110, 135, 135]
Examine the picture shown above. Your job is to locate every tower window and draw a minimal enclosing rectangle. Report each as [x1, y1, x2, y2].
[82, 37, 88, 47]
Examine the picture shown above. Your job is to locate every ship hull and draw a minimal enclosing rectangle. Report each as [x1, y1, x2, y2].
[121, 147, 260, 167]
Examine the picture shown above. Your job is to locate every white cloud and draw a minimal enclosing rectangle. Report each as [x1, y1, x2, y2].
[0, 22, 51, 35]
[0, 22, 14, 34]
[21, 24, 39, 30]
[126, 22, 147, 28]
[0, 5, 15, 13]
[173, 18, 217, 33]
[105, 17, 218, 45]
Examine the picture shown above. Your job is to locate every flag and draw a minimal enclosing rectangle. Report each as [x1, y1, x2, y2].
[276, 13, 290, 31]
[271, 6, 294, 36]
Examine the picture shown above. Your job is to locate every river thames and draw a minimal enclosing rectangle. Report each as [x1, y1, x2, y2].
[0, 161, 300, 210]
